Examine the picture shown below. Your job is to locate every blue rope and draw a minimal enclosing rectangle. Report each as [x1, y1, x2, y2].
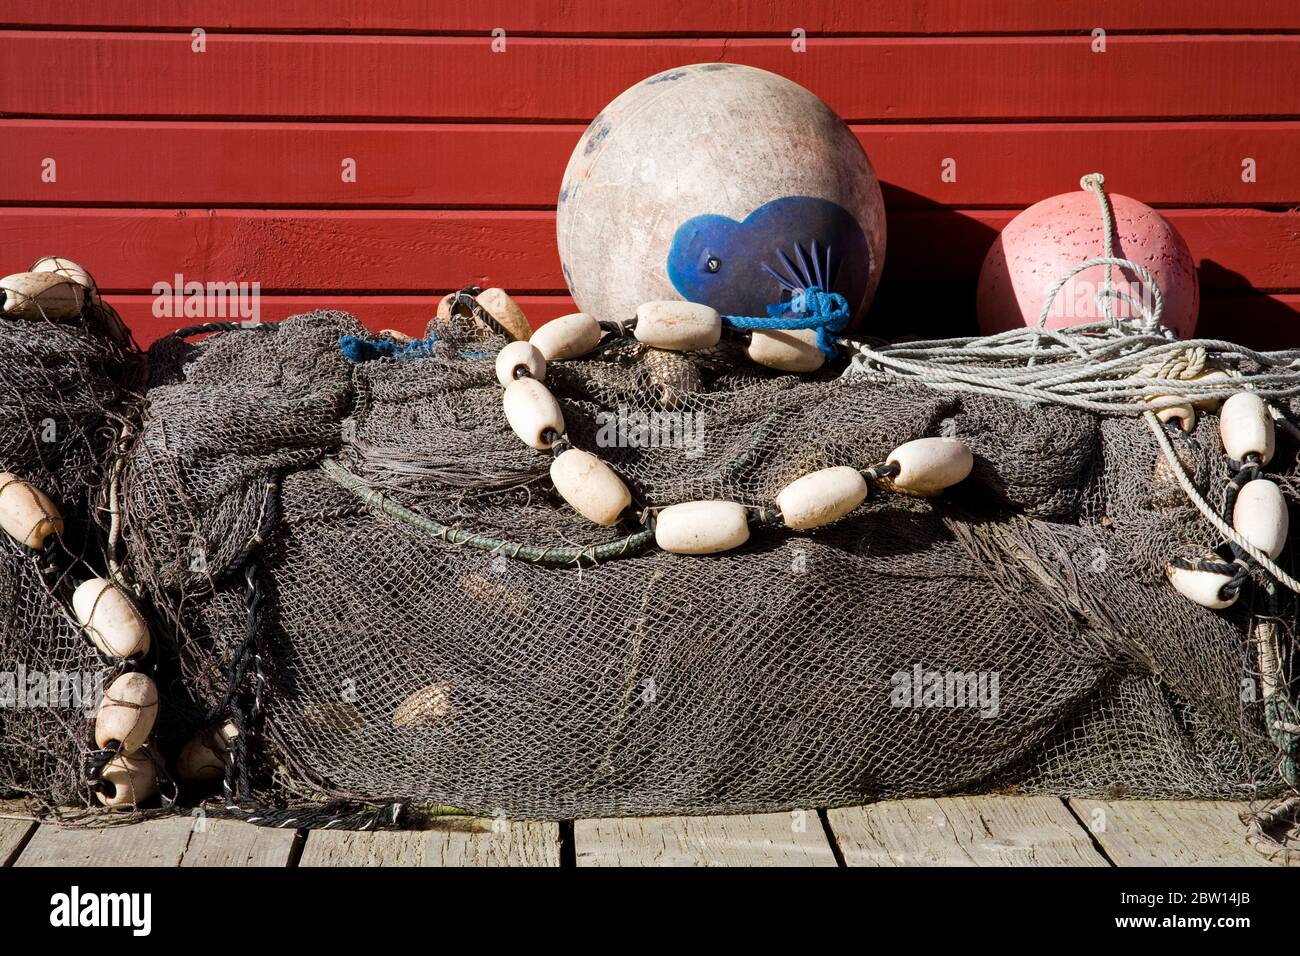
[723, 286, 849, 358]
[339, 334, 437, 364]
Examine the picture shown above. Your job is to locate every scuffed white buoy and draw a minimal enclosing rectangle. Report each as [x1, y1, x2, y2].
[1188, 368, 1234, 411]
[30, 256, 98, 300]
[502, 377, 565, 449]
[885, 437, 974, 497]
[1153, 402, 1195, 433]
[1165, 560, 1239, 610]
[474, 288, 532, 342]
[176, 721, 237, 784]
[633, 301, 722, 351]
[0, 271, 85, 320]
[1233, 479, 1289, 560]
[96, 752, 158, 808]
[746, 328, 826, 372]
[0, 473, 63, 549]
[776, 466, 867, 530]
[495, 340, 546, 387]
[72, 577, 151, 659]
[529, 312, 603, 361]
[550, 449, 631, 526]
[655, 501, 750, 555]
[438, 287, 532, 342]
[1219, 393, 1275, 464]
[94, 672, 159, 754]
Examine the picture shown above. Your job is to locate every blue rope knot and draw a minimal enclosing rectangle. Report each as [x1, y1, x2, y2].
[723, 286, 849, 358]
[339, 333, 437, 364]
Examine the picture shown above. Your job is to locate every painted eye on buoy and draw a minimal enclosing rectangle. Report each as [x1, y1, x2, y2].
[705, 255, 721, 273]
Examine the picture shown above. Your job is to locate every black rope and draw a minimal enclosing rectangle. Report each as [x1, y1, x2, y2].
[448, 287, 514, 342]
[164, 320, 275, 340]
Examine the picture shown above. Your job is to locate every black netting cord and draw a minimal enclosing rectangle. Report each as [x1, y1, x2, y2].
[204, 475, 416, 830]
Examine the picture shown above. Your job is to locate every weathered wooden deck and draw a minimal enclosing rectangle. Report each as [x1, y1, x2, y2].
[0, 796, 1282, 867]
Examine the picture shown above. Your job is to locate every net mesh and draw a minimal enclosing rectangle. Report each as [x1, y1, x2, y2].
[96, 308, 1293, 819]
[0, 307, 141, 809]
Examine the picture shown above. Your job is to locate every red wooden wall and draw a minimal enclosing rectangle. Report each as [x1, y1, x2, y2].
[2, 2, 1299, 347]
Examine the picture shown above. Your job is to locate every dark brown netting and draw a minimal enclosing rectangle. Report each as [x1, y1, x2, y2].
[0, 307, 143, 809]
[109, 309, 1295, 820]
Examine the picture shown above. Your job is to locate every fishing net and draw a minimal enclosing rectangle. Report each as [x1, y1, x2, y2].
[95, 306, 1296, 821]
[0, 305, 143, 810]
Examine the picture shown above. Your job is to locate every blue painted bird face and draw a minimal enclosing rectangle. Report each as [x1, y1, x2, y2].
[666, 195, 871, 319]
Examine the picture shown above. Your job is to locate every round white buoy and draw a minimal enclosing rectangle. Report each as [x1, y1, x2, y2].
[558, 64, 885, 328]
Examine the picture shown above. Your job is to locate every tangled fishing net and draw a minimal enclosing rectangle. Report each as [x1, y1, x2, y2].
[1, 218, 1298, 856]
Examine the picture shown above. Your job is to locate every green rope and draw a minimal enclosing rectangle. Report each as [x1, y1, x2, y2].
[320, 458, 654, 566]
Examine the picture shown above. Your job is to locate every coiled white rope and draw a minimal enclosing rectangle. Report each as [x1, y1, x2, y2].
[842, 173, 1300, 594]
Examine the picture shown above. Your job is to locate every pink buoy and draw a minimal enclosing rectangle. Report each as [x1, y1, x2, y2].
[976, 189, 1199, 337]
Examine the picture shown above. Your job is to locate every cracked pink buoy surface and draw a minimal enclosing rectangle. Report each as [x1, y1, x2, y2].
[976, 190, 1199, 337]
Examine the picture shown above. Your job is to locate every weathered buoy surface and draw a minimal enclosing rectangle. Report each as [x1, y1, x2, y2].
[0, 473, 63, 548]
[633, 301, 722, 351]
[977, 191, 1198, 336]
[474, 288, 532, 341]
[550, 449, 632, 526]
[176, 722, 236, 783]
[0, 271, 85, 320]
[1166, 562, 1239, 610]
[438, 287, 531, 341]
[495, 340, 547, 387]
[777, 466, 868, 529]
[886, 438, 974, 496]
[1219, 392, 1275, 464]
[94, 672, 159, 753]
[1233, 479, 1289, 560]
[502, 377, 565, 448]
[96, 752, 158, 808]
[72, 577, 151, 659]
[558, 64, 886, 328]
[529, 312, 603, 362]
[746, 328, 826, 372]
[655, 500, 750, 554]
[31, 256, 98, 298]
[1153, 402, 1196, 433]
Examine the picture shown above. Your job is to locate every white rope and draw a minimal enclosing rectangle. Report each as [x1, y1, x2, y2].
[841, 171, 1300, 596]
[1144, 411, 1300, 594]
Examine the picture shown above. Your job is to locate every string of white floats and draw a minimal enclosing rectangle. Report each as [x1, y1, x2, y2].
[0, 256, 232, 810]
[491, 299, 974, 555]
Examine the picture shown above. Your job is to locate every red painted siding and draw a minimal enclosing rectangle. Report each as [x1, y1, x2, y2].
[1, 3, 1298, 347]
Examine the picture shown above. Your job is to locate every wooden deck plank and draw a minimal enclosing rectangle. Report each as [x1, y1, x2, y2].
[827, 797, 1109, 866]
[297, 818, 560, 867]
[574, 812, 837, 867]
[15, 816, 195, 867]
[178, 815, 298, 867]
[1069, 800, 1278, 867]
[0, 818, 36, 866]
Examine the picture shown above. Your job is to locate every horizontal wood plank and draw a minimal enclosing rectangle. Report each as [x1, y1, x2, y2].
[178, 816, 298, 866]
[3, 34, 1300, 123]
[15, 816, 195, 866]
[6, 1, 1300, 35]
[0, 818, 36, 866]
[3, 207, 1298, 294]
[4, 120, 1297, 208]
[297, 818, 560, 866]
[100, 290, 1300, 349]
[1068, 800, 1279, 866]
[574, 812, 837, 866]
[827, 797, 1108, 866]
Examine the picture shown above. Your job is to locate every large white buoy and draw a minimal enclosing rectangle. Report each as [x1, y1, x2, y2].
[558, 64, 886, 328]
